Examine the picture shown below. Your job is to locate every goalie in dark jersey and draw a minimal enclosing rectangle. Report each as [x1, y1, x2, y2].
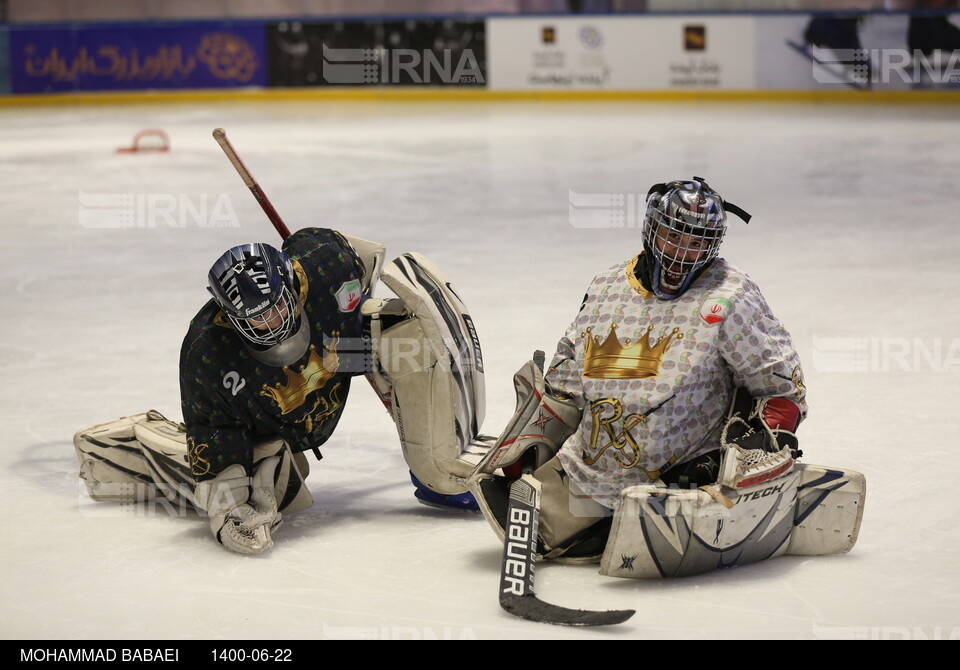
[74, 227, 489, 555]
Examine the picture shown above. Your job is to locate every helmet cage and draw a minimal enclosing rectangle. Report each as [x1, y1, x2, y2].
[642, 179, 727, 297]
[207, 243, 304, 353]
[225, 284, 302, 349]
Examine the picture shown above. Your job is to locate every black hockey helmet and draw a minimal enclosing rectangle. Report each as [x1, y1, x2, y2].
[207, 243, 310, 366]
[641, 176, 751, 299]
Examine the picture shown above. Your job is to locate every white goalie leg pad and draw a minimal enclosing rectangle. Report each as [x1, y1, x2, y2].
[600, 462, 866, 579]
[374, 309, 489, 494]
[600, 472, 800, 579]
[376, 253, 489, 495]
[74, 410, 195, 506]
[786, 463, 865, 556]
[75, 411, 313, 515]
[341, 234, 386, 294]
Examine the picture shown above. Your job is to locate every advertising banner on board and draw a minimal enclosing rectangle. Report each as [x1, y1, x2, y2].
[486, 16, 755, 90]
[757, 12, 960, 90]
[266, 19, 486, 87]
[9, 23, 268, 93]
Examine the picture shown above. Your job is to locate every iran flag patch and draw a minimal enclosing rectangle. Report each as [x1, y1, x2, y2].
[335, 279, 362, 312]
[699, 297, 731, 325]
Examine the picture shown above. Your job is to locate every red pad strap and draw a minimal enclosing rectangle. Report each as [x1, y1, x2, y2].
[763, 397, 800, 431]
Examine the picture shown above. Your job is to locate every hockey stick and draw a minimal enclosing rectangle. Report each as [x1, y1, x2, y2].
[498, 352, 635, 627]
[500, 472, 635, 626]
[213, 128, 292, 240]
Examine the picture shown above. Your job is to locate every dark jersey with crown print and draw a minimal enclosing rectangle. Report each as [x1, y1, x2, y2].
[180, 228, 368, 481]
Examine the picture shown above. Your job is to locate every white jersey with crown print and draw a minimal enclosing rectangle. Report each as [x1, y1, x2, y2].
[545, 254, 807, 508]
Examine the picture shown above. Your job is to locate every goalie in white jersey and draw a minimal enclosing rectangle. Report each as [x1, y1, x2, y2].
[549, 176, 805, 506]
[472, 177, 864, 577]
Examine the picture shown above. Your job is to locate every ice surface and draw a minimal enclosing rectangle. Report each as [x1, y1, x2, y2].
[2, 99, 959, 640]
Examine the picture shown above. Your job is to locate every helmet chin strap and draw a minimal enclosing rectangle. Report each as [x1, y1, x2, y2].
[245, 317, 312, 367]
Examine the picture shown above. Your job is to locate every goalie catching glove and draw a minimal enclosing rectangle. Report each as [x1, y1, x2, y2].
[195, 456, 282, 555]
[718, 387, 802, 489]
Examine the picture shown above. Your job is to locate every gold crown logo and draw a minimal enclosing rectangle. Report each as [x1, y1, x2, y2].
[582, 323, 682, 379]
[260, 339, 339, 415]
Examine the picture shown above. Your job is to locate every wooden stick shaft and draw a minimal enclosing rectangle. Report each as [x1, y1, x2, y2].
[213, 128, 292, 240]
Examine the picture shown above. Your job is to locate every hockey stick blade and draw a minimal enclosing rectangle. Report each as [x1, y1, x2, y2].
[500, 593, 635, 627]
[499, 474, 635, 627]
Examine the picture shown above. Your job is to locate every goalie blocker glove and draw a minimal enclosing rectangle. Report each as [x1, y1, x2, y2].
[723, 386, 801, 455]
